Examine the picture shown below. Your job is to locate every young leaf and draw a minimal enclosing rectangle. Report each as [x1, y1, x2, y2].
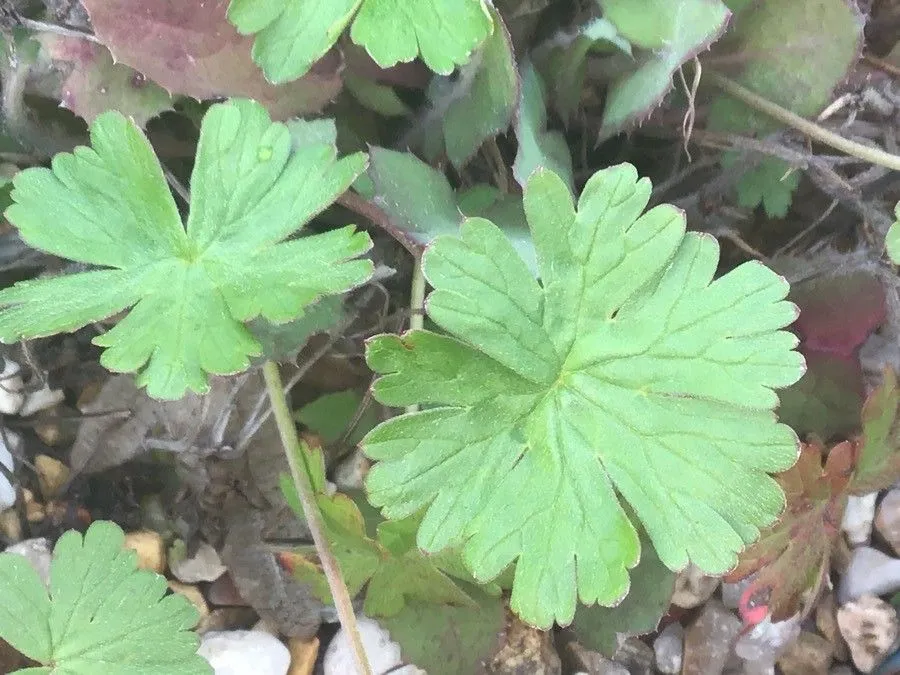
[725, 440, 854, 621]
[0, 520, 209, 674]
[228, 0, 493, 84]
[363, 164, 804, 628]
[887, 202, 900, 264]
[278, 441, 477, 617]
[726, 156, 801, 219]
[0, 99, 372, 399]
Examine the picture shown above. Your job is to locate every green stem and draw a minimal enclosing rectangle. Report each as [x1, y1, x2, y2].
[707, 71, 900, 172]
[262, 361, 372, 675]
[406, 257, 426, 415]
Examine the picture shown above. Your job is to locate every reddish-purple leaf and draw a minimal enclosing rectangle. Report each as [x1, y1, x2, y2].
[80, 0, 342, 119]
[725, 440, 855, 621]
[791, 272, 886, 358]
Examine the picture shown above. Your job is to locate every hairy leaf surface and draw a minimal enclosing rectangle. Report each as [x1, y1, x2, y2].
[0, 99, 372, 399]
[363, 164, 803, 627]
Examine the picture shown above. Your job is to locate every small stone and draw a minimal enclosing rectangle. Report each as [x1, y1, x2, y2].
[0, 430, 21, 510]
[18, 385, 64, 417]
[287, 636, 319, 675]
[838, 546, 900, 603]
[673, 564, 720, 608]
[34, 455, 69, 499]
[613, 637, 653, 675]
[208, 572, 248, 607]
[0, 508, 21, 542]
[198, 608, 259, 635]
[816, 592, 848, 662]
[167, 581, 209, 620]
[323, 616, 422, 675]
[777, 631, 833, 675]
[334, 450, 370, 490]
[842, 493, 878, 546]
[169, 540, 227, 584]
[5, 537, 51, 586]
[490, 610, 561, 674]
[199, 630, 290, 675]
[565, 643, 629, 675]
[34, 423, 61, 447]
[654, 622, 684, 674]
[22, 489, 44, 523]
[722, 578, 754, 611]
[876, 489, 900, 555]
[734, 615, 801, 668]
[0, 360, 24, 415]
[837, 594, 899, 673]
[682, 599, 742, 675]
[123, 530, 166, 574]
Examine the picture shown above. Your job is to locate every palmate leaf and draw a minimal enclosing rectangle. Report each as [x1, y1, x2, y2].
[0, 99, 372, 400]
[0, 521, 209, 674]
[227, 0, 493, 84]
[363, 165, 804, 628]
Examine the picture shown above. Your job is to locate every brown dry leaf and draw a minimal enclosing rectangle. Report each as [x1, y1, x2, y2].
[80, 0, 342, 119]
[725, 439, 855, 621]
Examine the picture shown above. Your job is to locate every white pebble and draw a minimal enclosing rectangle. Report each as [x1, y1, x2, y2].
[199, 630, 290, 675]
[18, 385, 64, 417]
[0, 430, 22, 510]
[842, 493, 877, 546]
[170, 541, 227, 584]
[0, 360, 24, 415]
[324, 615, 423, 675]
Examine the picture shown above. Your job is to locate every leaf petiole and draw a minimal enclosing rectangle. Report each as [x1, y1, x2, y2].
[262, 360, 372, 675]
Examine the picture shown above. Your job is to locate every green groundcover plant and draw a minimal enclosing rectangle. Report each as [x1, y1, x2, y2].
[12, 0, 886, 668]
[0, 97, 803, 634]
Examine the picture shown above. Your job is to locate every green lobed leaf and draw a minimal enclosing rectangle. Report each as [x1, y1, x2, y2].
[887, 202, 900, 264]
[0, 99, 373, 400]
[598, 0, 731, 133]
[0, 521, 210, 675]
[727, 155, 801, 218]
[228, 0, 493, 83]
[513, 62, 574, 193]
[572, 534, 675, 656]
[363, 164, 803, 628]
